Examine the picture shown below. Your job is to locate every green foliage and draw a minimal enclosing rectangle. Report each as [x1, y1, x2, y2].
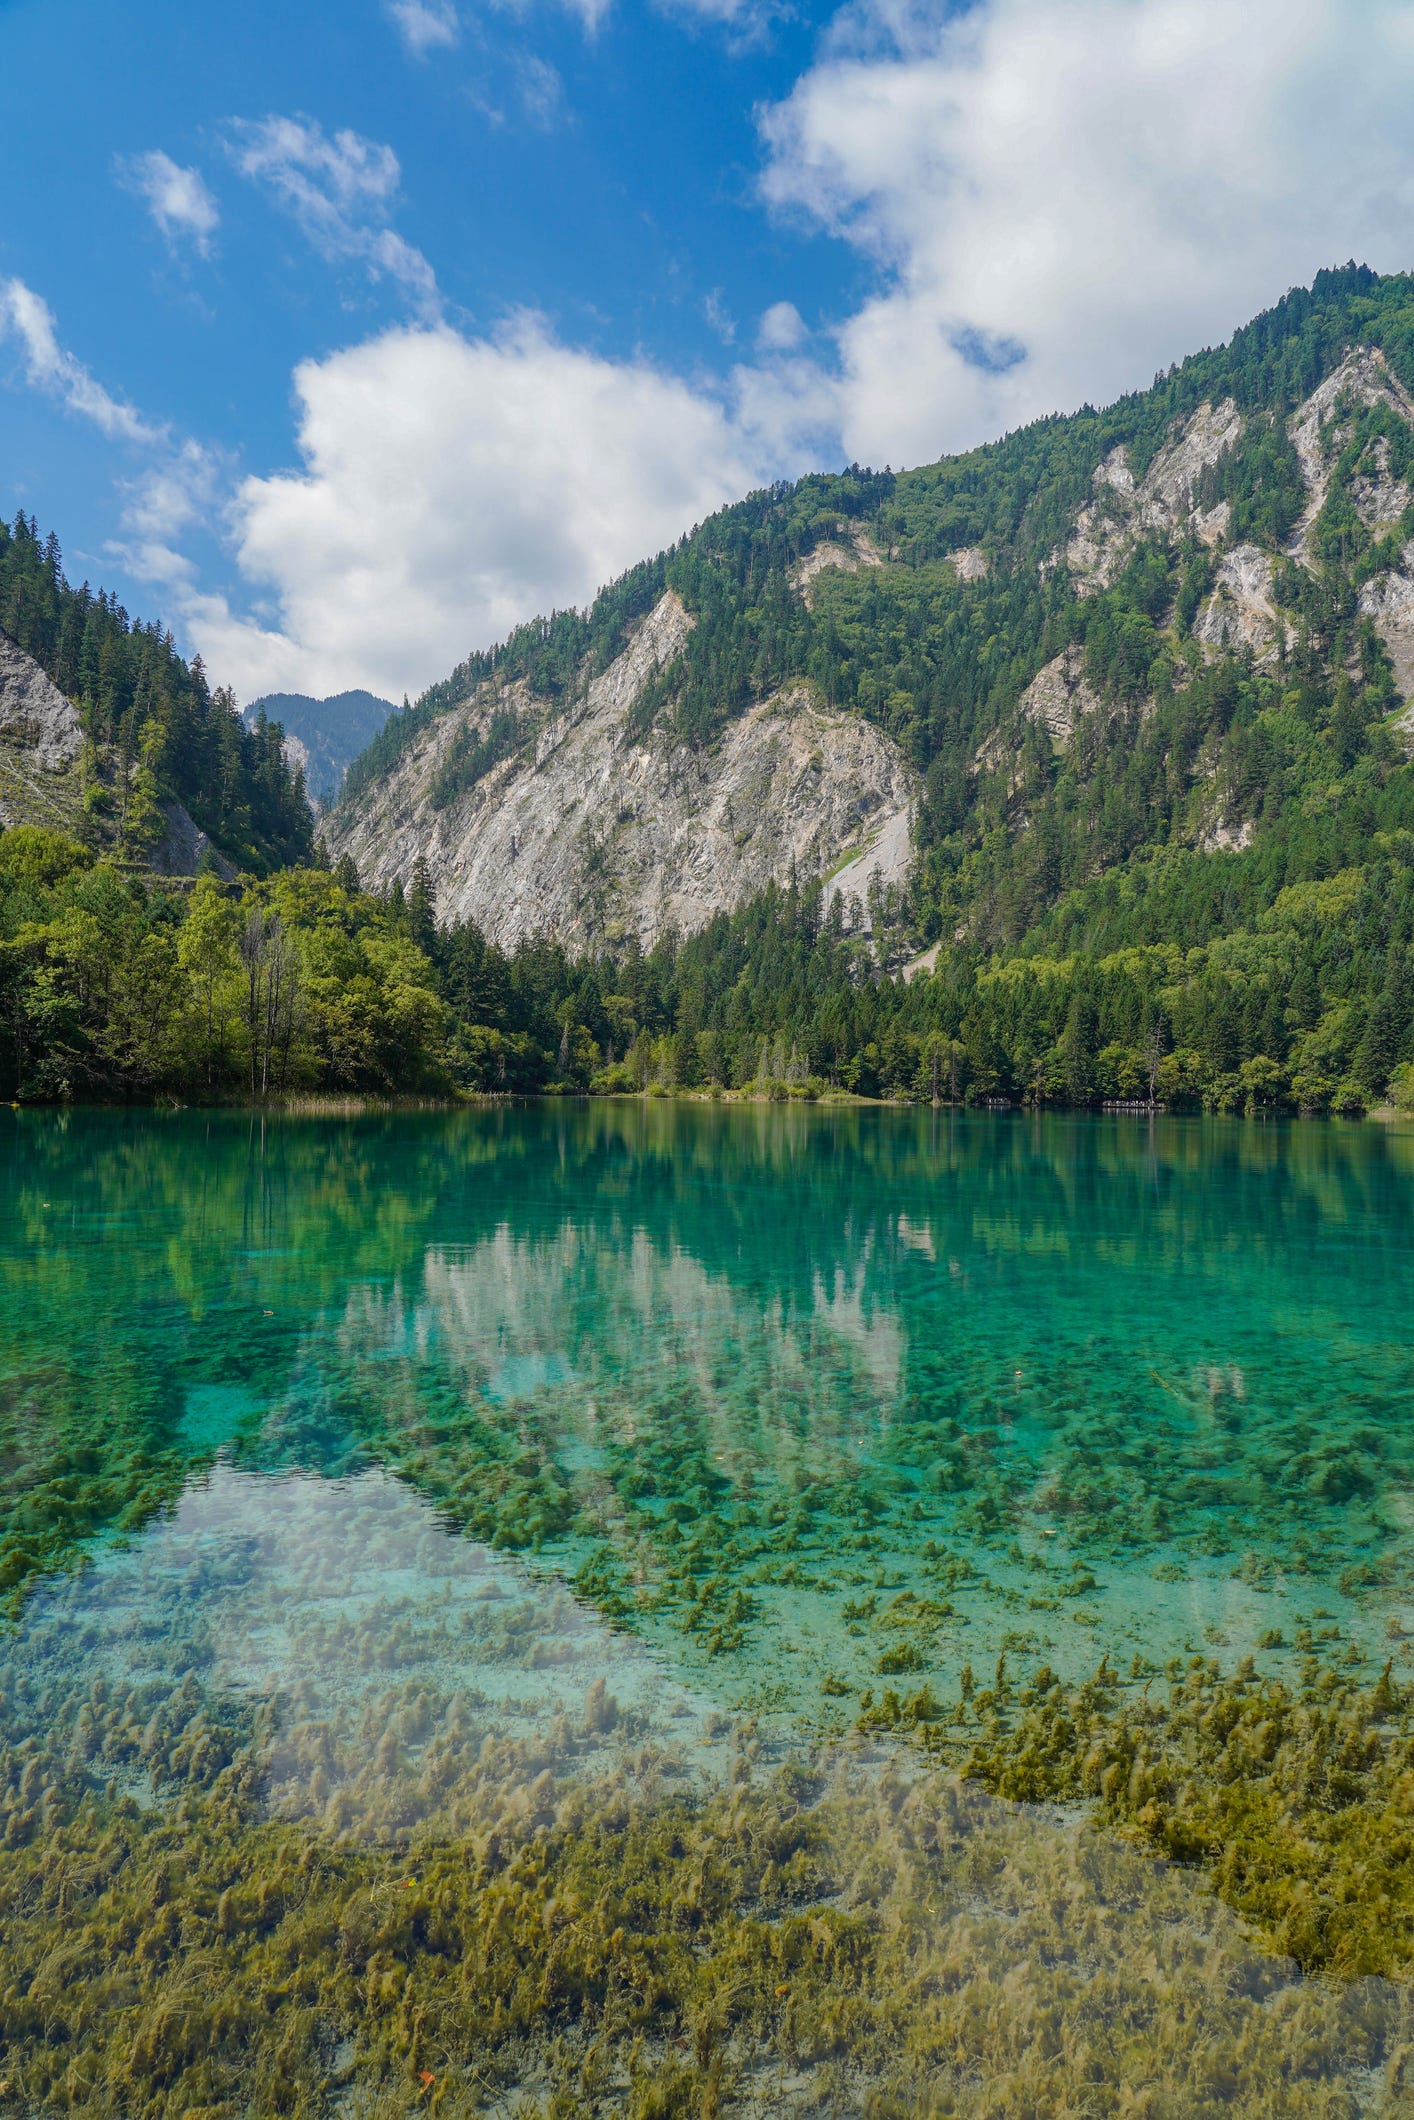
[416, 818, 1414, 1110]
[0, 845, 448, 1101]
[315, 267, 1414, 1115]
[17, 268, 1414, 1115]
[338, 264, 1414, 799]
[429, 702, 521, 810]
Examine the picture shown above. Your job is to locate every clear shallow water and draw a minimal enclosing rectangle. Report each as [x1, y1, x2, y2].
[5, 1102, 1414, 1709]
[5, 1104, 1414, 2110]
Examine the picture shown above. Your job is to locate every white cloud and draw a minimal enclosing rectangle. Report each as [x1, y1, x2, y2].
[230, 115, 439, 317]
[35, 0, 1414, 722]
[757, 300, 806, 351]
[761, 0, 1414, 468]
[385, 0, 460, 54]
[652, 0, 777, 36]
[0, 278, 162, 445]
[193, 316, 764, 701]
[117, 150, 219, 256]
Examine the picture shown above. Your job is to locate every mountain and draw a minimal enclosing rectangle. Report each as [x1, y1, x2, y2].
[328, 265, 1414, 987]
[245, 688, 396, 805]
[0, 516, 314, 875]
[328, 591, 915, 951]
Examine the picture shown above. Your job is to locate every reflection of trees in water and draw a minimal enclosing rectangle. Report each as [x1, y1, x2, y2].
[3, 1105, 1413, 1624]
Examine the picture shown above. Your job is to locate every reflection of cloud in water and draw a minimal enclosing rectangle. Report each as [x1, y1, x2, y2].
[8, 1465, 727, 1835]
[809, 1261, 903, 1402]
[485, 1350, 572, 1400]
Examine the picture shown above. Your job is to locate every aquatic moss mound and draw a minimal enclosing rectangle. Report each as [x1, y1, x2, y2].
[948, 1653, 1414, 1980]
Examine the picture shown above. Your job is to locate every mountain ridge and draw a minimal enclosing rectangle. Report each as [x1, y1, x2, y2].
[0, 515, 314, 875]
[329, 264, 1414, 974]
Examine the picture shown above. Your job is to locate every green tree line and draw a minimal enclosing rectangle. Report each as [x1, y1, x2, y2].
[3, 816, 1412, 1113]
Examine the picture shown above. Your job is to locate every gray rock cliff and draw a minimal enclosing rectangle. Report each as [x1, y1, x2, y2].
[327, 591, 918, 951]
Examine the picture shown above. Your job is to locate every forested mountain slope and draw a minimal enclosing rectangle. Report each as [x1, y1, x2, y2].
[7, 266, 1414, 1114]
[328, 590, 917, 951]
[333, 264, 1414, 963]
[0, 515, 313, 875]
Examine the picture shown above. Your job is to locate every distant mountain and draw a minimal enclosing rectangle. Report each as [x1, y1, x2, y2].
[246, 689, 397, 805]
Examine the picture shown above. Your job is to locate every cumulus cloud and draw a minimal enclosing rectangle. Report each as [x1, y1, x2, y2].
[193, 316, 763, 701]
[0, 278, 162, 445]
[230, 115, 439, 317]
[385, 0, 460, 54]
[757, 300, 806, 351]
[0, 273, 805, 707]
[761, 0, 1414, 468]
[117, 150, 220, 256]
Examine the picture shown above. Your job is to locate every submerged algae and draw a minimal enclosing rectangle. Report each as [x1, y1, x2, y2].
[4, 1107, 1414, 2109]
[3, 1469, 1414, 2116]
[950, 1651, 1414, 1981]
[2, 1707, 1411, 2117]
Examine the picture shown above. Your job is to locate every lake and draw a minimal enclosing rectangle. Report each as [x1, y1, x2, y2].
[3, 1103, 1413, 2114]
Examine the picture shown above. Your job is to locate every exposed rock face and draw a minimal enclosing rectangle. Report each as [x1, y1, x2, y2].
[820, 806, 914, 928]
[1064, 399, 1242, 589]
[1199, 817, 1256, 855]
[1359, 555, 1414, 751]
[0, 632, 84, 769]
[1286, 347, 1414, 560]
[330, 344, 1414, 948]
[0, 628, 224, 871]
[149, 802, 238, 881]
[1015, 647, 1099, 747]
[789, 527, 884, 607]
[1285, 353, 1414, 731]
[1352, 436, 1411, 527]
[0, 629, 87, 835]
[975, 648, 1099, 778]
[948, 546, 989, 582]
[327, 592, 918, 951]
[1193, 545, 1284, 657]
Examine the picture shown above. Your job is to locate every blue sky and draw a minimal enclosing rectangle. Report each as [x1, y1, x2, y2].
[3, 0, 1414, 706]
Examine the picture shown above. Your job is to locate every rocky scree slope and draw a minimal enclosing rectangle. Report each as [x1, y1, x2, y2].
[331, 266, 1414, 957]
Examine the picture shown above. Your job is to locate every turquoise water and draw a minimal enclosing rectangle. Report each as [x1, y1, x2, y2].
[5, 1103, 1413, 1710]
[4, 1104, 1414, 2110]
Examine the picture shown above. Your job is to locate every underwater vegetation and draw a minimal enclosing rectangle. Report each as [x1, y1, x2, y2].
[892, 1650, 1414, 1982]
[2, 1657, 1413, 2116]
[4, 1105, 1414, 2112]
[2, 1469, 1414, 2116]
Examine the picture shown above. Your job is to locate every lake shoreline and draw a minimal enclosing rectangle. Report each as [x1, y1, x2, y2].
[6, 1084, 1412, 1121]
